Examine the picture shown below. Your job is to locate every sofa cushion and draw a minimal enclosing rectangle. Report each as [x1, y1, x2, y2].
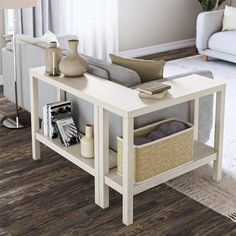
[41, 31, 60, 47]
[208, 31, 236, 55]
[222, 6, 236, 31]
[109, 54, 165, 83]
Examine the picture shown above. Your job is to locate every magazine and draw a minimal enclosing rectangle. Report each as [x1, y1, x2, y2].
[56, 117, 80, 147]
[43, 101, 72, 139]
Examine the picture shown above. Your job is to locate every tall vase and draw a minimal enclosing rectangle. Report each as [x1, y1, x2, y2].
[45, 42, 62, 76]
[59, 39, 89, 77]
[81, 125, 94, 159]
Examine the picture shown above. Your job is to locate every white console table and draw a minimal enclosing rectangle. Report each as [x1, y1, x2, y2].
[30, 67, 226, 226]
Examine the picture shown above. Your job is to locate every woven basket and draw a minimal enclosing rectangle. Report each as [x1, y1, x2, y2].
[117, 118, 194, 182]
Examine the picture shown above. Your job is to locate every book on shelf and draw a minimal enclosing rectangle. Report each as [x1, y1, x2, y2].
[137, 81, 171, 95]
[139, 90, 167, 100]
[43, 101, 75, 139]
[56, 117, 80, 147]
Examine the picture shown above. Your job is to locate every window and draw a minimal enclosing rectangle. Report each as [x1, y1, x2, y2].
[4, 9, 15, 35]
[55, 0, 119, 60]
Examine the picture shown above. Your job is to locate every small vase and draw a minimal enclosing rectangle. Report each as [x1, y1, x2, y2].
[81, 125, 94, 159]
[45, 41, 62, 76]
[59, 39, 89, 77]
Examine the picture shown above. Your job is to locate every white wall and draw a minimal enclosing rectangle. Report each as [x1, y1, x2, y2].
[119, 0, 202, 52]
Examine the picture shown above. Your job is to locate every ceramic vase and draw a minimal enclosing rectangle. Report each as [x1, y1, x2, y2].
[81, 125, 94, 159]
[59, 39, 89, 77]
[45, 41, 62, 76]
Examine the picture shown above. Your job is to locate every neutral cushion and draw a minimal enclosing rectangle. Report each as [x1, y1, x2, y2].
[208, 31, 236, 55]
[222, 6, 236, 31]
[109, 54, 165, 83]
[41, 31, 60, 47]
[57, 34, 78, 51]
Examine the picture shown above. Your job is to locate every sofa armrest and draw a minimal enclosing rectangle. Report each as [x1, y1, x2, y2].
[196, 10, 224, 50]
[57, 34, 78, 50]
[83, 54, 141, 87]
[107, 64, 141, 87]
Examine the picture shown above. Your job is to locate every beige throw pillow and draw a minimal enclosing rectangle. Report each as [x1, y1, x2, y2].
[109, 54, 165, 83]
[222, 6, 236, 31]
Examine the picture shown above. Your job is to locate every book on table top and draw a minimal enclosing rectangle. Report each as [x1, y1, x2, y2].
[139, 90, 167, 100]
[136, 81, 171, 95]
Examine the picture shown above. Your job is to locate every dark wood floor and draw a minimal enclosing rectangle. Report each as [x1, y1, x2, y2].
[1, 49, 236, 235]
[139, 46, 198, 61]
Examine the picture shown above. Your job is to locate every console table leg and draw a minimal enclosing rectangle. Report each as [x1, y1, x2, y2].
[94, 105, 100, 206]
[30, 75, 41, 160]
[98, 107, 109, 208]
[190, 98, 199, 140]
[213, 89, 226, 181]
[122, 117, 134, 226]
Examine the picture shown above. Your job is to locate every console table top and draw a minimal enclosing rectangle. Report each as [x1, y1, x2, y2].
[30, 67, 226, 118]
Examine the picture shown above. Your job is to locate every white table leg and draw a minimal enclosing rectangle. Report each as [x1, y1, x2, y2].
[94, 105, 100, 205]
[122, 117, 134, 226]
[190, 98, 199, 140]
[57, 88, 66, 101]
[30, 75, 41, 160]
[213, 89, 226, 181]
[98, 107, 110, 208]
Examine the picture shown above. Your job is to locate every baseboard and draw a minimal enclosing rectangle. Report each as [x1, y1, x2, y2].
[118, 38, 196, 58]
[0, 75, 4, 86]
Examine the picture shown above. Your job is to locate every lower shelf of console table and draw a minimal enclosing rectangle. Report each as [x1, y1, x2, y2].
[36, 131, 117, 176]
[105, 141, 217, 195]
[36, 130, 217, 194]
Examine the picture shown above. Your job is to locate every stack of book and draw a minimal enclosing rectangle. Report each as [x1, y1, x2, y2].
[43, 101, 80, 147]
[137, 81, 171, 99]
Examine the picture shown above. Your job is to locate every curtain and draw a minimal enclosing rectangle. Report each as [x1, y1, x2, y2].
[16, 0, 52, 37]
[53, 0, 119, 60]
[15, 0, 118, 60]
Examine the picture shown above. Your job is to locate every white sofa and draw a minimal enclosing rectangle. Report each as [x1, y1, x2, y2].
[197, 10, 236, 63]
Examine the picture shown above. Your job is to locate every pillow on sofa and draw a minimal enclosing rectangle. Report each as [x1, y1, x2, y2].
[109, 54, 165, 83]
[222, 6, 236, 31]
[41, 31, 60, 47]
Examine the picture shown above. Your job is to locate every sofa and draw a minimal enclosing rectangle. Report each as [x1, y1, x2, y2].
[197, 10, 236, 63]
[2, 34, 214, 151]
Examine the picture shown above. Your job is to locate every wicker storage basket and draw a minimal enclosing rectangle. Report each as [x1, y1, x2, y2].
[117, 118, 194, 182]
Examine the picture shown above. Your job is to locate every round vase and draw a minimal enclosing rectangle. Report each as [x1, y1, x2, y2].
[45, 41, 62, 76]
[81, 125, 94, 159]
[59, 39, 89, 77]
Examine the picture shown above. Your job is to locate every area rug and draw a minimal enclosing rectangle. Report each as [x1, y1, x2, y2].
[165, 55, 236, 222]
